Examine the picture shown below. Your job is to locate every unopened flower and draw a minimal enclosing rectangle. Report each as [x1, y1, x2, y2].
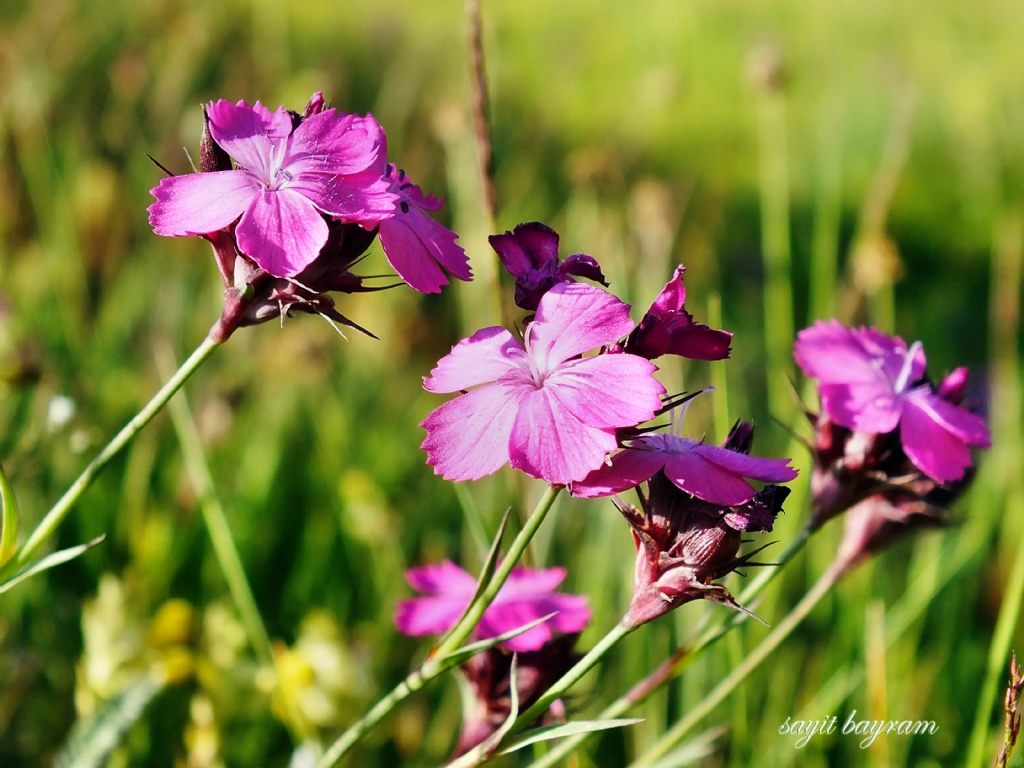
[619, 471, 788, 628]
[622, 266, 732, 361]
[420, 282, 665, 485]
[149, 97, 395, 278]
[377, 163, 471, 294]
[453, 636, 581, 757]
[489, 222, 607, 311]
[574, 414, 797, 506]
[394, 561, 590, 652]
[795, 320, 990, 484]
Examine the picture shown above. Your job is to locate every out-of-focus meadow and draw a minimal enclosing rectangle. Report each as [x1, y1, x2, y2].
[0, 0, 1022, 765]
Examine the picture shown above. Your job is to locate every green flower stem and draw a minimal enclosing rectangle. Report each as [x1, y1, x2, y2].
[162, 351, 275, 670]
[965, 492, 1024, 768]
[524, 525, 812, 768]
[315, 484, 562, 768]
[630, 561, 842, 768]
[435, 485, 562, 658]
[512, 622, 633, 736]
[5, 334, 221, 576]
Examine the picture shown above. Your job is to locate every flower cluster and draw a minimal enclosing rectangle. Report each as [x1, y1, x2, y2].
[148, 93, 471, 341]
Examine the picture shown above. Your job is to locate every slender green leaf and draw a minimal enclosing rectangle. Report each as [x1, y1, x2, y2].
[440, 612, 557, 668]
[0, 462, 18, 567]
[0, 536, 105, 595]
[501, 719, 644, 754]
[55, 674, 163, 768]
[437, 508, 511, 651]
[647, 725, 726, 768]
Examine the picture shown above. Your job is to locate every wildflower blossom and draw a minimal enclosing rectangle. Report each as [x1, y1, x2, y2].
[489, 222, 607, 311]
[795, 320, 990, 485]
[377, 163, 471, 294]
[623, 266, 732, 361]
[149, 97, 395, 278]
[573, 412, 797, 505]
[420, 282, 665, 485]
[618, 471, 788, 628]
[394, 561, 590, 652]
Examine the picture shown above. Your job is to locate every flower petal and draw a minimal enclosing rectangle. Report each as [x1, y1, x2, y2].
[379, 207, 471, 293]
[529, 283, 636, 370]
[509, 387, 619, 485]
[905, 388, 991, 447]
[420, 383, 525, 482]
[795, 320, 923, 387]
[691, 442, 798, 483]
[424, 327, 524, 394]
[663, 449, 759, 505]
[288, 170, 397, 223]
[394, 595, 469, 637]
[235, 189, 329, 277]
[148, 171, 256, 236]
[512, 222, 560, 270]
[571, 444, 668, 498]
[499, 566, 567, 597]
[207, 99, 292, 177]
[664, 322, 733, 361]
[405, 560, 477, 595]
[546, 353, 665, 428]
[287, 109, 384, 176]
[489, 231, 533, 277]
[559, 253, 607, 285]
[819, 382, 903, 434]
[900, 396, 975, 483]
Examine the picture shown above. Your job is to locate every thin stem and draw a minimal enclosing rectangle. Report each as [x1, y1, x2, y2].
[5, 334, 220, 575]
[316, 485, 562, 767]
[161, 347, 275, 670]
[512, 622, 632, 735]
[524, 525, 812, 768]
[630, 563, 842, 768]
[466, 0, 497, 228]
[436, 485, 562, 657]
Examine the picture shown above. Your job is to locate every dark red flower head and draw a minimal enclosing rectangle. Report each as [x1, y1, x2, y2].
[618, 471, 788, 629]
[489, 222, 607, 311]
[453, 636, 582, 757]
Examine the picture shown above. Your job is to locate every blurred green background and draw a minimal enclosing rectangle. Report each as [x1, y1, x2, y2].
[0, 0, 1022, 765]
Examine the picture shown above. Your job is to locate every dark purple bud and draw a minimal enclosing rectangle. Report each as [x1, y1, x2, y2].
[454, 636, 581, 757]
[624, 266, 732, 361]
[489, 222, 606, 312]
[938, 367, 969, 404]
[302, 91, 326, 118]
[723, 420, 755, 455]
[199, 108, 232, 174]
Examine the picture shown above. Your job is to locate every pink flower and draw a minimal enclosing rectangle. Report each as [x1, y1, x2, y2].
[573, 416, 798, 506]
[420, 283, 666, 485]
[795, 320, 991, 483]
[394, 561, 591, 652]
[377, 164, 472, 294]
[149, 98, 396, 278]
[489, 222, 607, 311]
[623, 266, 732, 361]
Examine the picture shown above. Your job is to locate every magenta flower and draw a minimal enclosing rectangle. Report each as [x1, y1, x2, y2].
[149, 98, 396, 278]
[489, 222, 607, 311]
[623, 266, 732, 361]
[394, 561, 591, 652]
[420, 282, 666, 485]
[573, 415, 797, 505]
[795, 320, 991, 483]
[377, 163, 472, 294]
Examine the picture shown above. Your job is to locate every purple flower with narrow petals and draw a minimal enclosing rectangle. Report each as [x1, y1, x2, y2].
[623, 266, 732, 361]
[618, 471, 789, 628]
[377, 163, 472, 294]
[573, 415, 798, 505]
[149, 97, 396, 278]
[394, 561, 591, 652]
[795, 320, 991, 484]
[420, 282, 666, 485]
[489, 222, 608, 311]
